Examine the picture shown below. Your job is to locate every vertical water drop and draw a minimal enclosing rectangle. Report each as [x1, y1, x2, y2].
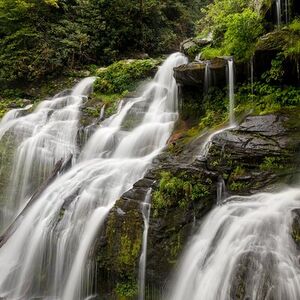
[217, 177, 226, 205]
[138, 188, 152, 300]
[204, 61, 211, 94]
[227, 58, 235, 126]
[276, 0, 282, 27]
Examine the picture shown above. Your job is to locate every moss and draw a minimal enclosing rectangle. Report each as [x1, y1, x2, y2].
[102, 200, 143, 283]
[201, 46, 224, 60]
[231, 166, 246, 179]
[168, 231, 183, 264]
[152, 171, 210, 217]
[95, 58, 161, 94]
[259, 156, 284, 171]
[115, 280, 138, 299]
[229, 181, 248, 192]
[118, 234, 142, 269]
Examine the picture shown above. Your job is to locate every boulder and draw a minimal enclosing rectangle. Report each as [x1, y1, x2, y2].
[173, 57, 227, 87]
[180, 37, 212, 58]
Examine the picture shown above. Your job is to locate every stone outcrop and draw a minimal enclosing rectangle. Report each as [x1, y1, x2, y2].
[180, 37, 212, 58]
[173, 58, 227, 87]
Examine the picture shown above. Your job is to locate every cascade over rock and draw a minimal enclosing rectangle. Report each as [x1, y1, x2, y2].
[94, 110, 300, 297]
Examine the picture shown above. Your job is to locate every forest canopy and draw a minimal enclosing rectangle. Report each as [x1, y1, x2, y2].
[0, 0, 208, 86]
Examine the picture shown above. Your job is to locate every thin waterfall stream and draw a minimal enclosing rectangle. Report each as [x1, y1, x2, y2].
[227, 58, 235, 126]
[0, 52, 188, 299]
[138, 188, 152, 300]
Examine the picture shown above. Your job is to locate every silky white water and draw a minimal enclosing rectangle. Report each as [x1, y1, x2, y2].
[168, 188, 300, 300]
[0, 52, 187, 299]
[0, 77, 96, 232]
[138, 189, 152, 300]
[228, 59, 235, 126]
[204, 61, 211, 93]
[276, 0, 282, 26]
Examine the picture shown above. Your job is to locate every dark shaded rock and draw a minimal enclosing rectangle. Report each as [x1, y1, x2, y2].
[291, 209, 300, 248]
[174, 58, 227, 87]
[254, 30, 300, 85]
[180, 37, 212, 58]
[95, 198, 144, 299]
[230, 251, 275, 300]
[207, 112, 300, 194]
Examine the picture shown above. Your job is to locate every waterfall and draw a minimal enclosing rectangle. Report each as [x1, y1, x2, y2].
[138, 189, 152, 300]
[99, 104, 105, 121]
[0, 104, 33, 125]
[276, 0, 282, 26]
[285, 0, 290, 23]
[0, 77, 96, 231]
[227, 59, 235, 126]
[168, 188, 300, 300]
[0, 52, 187, 299]
[204, 61, 211, 94]
[216, 176, 226, 205]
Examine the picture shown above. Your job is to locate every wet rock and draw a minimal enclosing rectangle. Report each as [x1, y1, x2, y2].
[173, 58, 227, 87]
[180, 37, 212, 58]
[291, 209, 300, 248]
[207, 112, 300, 194]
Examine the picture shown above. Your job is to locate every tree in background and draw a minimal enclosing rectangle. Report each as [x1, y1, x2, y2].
[0, 0, 204, 86]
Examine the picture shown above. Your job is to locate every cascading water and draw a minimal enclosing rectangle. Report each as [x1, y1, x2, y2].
[227, 58, 235, 126]
[0, 52, 187, 299]
[276, 0, 282, 26]
[204, 61, 211, 94]
[217, 176, 226, 205]
[168, 188, 300, 300]
[285, 0, 289, 23]
[0, 104, 33, 125]
[138, 189, 152, 300]
[0, 77, 96, 231]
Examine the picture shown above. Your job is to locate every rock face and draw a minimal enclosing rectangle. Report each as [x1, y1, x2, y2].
[94, 111, 300, 298]
[180, 37, 212, 58]
[254, 30, 300, 85]
[173, 58, 227, 87]
[207, 112, 300, 194]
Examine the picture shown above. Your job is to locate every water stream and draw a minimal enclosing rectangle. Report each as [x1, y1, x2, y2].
[138, 189, 152, 300]
[227, 59, 235, 126]
[204, 61, 211, 94]
[276, 0, 282, 26]
[168, 188, 300, 300]
[0, 77, 96, 232]
[0, 52, 187, 299]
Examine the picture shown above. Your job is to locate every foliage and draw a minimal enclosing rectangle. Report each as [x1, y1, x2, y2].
[259, 156, 284, 171]
[153, 171, 209, 216]
[289, 18, 300, 32]
[201, 46, 224, 60]
[223, 9, 264, 60]
[95, 59, 159, 94]
[235, 82, 300, 114]
[262, 54, 285, 83]
[0, 0, 205, 87]
[115, 281, 138, 298]
[199, 0, 249, 44]
[197, 0, 264, 61]
[231, 166, 246, 179]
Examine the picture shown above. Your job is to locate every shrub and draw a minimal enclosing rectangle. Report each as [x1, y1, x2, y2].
[223, 9, 264, 61]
